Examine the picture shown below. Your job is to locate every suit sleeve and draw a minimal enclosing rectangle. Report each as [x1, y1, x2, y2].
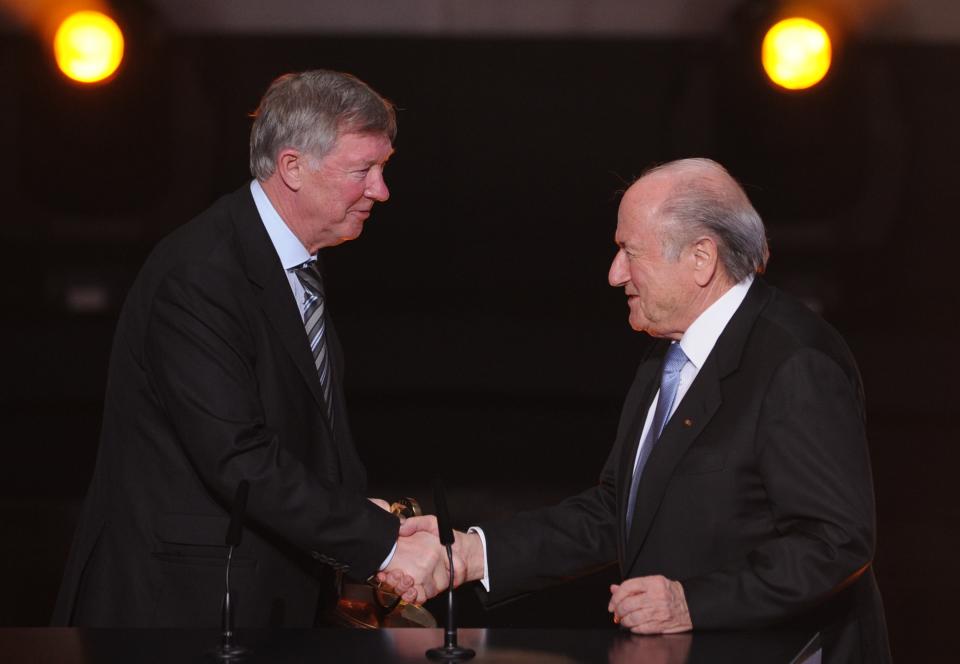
[143, 267, 398, 579]
[478, 443, 620, 606]
[682, 348, 876, 628]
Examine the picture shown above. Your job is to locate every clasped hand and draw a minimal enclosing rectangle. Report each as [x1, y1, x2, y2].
[608, 575, 692, 634]
[377, 515, 481, 605]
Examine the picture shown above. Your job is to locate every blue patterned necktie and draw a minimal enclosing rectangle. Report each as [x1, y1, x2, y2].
[293, 262, 334, 428]
[625, 342, 689, 535]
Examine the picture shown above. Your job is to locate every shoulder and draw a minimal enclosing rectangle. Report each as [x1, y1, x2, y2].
[750, 285, 858, 370]
[743, 285, 864, 404]
[120, 187, 262, 324]
[144, 187, 258, 289]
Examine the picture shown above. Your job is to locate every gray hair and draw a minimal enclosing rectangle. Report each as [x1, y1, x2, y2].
[644, 158, 769, 282]
[249, 70, 397, 180]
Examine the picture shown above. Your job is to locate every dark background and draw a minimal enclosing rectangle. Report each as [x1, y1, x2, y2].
[0, 14, 957, 662]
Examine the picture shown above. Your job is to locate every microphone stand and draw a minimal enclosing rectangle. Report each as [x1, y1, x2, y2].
[426, 481, 474, 661]
[211, 480, 250, 661]
[215, 545, 247, 659]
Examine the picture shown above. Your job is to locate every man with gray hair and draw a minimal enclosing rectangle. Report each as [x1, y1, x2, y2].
[401, 158, 890, 661]
[53, 70, 446, 627]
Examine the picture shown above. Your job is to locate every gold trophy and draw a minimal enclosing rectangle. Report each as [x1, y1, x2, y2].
[329, 498, 438, 628]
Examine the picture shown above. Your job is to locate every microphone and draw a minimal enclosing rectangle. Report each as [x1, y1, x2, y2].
[426, 480, 474, 661]
[434, 479, 454, 547]
[212, 480, 250, 661]
[226, 480, 249, 547]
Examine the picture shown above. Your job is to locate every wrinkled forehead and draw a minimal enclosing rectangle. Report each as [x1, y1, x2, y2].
[627, 170, 674, 206]
[617, 175, 672, 233]
[324, 130, 395, 160]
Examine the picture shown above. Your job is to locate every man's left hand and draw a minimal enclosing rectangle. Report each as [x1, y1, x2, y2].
[608, 575, 693, 634]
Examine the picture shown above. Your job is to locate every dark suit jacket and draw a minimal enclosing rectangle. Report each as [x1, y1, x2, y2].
[52, 185, 399, 628]
[480, 279, 890, 662]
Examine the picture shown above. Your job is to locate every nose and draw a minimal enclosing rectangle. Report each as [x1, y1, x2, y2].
[608, 249, 628, 287]
[364, 166, 390, 202]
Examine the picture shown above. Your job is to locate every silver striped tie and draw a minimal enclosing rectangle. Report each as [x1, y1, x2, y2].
[294, 262, 334, 428]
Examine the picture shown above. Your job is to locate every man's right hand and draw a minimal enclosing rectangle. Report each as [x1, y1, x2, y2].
[382, 529, 450, 604]
[395, 516, 485, 591]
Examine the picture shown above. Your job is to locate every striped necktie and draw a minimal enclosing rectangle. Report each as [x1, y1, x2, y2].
[293, 262, 334, 428]
[625, 342, 689, 535]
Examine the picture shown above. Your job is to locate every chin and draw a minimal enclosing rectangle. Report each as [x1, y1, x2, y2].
[336, 227, 364, 243]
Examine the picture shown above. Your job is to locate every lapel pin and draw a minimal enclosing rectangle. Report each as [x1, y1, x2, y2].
[683, 418, 693, 428]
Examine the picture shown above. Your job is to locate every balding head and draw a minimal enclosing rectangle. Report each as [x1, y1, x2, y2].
[609, 159, 769, 338]
[638, 158, 769, 282]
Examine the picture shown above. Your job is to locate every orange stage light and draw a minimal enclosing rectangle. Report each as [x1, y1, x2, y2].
[53, 10, 124, 84]
[762, 17, 832, 91]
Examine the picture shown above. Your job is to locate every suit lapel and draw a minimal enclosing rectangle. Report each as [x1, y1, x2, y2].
[323, 310, 367, 488]
[620, 279, 774, 571]
[623, 358, 723, 569]
[615, 343, 666, 566]
[228, 188, 331, 419]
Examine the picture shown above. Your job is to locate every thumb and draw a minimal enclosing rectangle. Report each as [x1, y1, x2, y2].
[608, 584, 620, 612]
[398, 515, 438, 537]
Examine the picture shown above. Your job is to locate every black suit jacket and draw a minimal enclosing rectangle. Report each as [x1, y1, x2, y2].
[480, 279, 890, 662]
[52, 185, 399, 627]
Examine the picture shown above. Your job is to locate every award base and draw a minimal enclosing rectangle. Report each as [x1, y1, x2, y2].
[209, 644, 249, 661]
[426, 645, 475, 661]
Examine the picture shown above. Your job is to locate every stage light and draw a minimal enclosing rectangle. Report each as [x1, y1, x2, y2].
[53, 10, 124, 84]
[762, 17, 832, 90]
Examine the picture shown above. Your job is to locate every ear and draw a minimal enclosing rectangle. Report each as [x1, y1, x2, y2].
[690, 236, 719, 287]
[275, 148, 306, 192]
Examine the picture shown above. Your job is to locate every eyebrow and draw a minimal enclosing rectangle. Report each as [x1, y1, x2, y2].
[364, 149, 394, 167]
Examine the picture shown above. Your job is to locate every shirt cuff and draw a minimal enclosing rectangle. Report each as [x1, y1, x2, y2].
[467, 527, 491, 592]
[378, 541, 398, 571]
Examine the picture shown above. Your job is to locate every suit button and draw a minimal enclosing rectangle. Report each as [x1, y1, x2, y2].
[683, 418, 693, 427]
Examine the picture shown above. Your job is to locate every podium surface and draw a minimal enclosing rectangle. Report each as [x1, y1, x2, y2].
[0, 626, 818, 663]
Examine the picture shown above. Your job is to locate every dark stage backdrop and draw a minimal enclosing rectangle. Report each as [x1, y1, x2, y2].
[0, 33, 956, 660]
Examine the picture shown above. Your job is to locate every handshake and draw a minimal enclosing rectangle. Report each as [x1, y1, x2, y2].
[366, 499, 693, 634]
[371, 501, 486, 606]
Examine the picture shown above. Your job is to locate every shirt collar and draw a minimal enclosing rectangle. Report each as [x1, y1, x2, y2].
[679, 275, 754, 370]
[250, 179, 313, 271]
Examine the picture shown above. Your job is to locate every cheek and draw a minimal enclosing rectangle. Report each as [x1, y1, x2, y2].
[628, 266, 648, 290]
[348, 181, 369, 203]
[328, 183, 363, 212]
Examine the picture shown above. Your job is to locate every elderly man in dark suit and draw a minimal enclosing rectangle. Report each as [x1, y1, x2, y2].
[400, 158, 890, 662]
[53, 70, 446, 627]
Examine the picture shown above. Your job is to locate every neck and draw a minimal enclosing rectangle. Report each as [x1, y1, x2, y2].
[697, 273, 737, 311]
[670, 273, 738, 340]
[259, 176, 317, 254]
